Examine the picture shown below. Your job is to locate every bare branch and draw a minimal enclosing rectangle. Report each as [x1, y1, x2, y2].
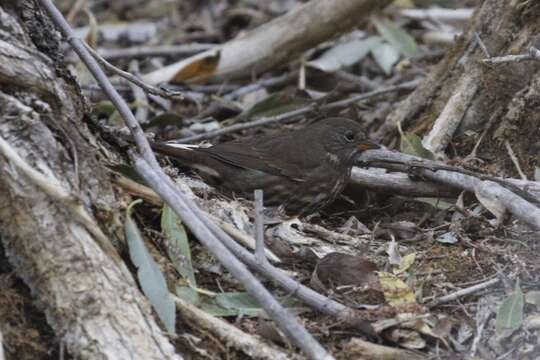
[254, 189, 267, 265]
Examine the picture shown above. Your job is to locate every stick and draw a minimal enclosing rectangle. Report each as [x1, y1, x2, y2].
[254, 190, 267, 265]
[504, 141, 527, 180]
[426, 276, 500, 308]
[83, 42, 186, 101]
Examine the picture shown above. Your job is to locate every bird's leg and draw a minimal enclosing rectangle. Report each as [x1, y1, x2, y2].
[254, 189, 269, 265]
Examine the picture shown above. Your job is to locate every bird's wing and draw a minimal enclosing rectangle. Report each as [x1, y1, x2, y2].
[197, 134, 320, 182]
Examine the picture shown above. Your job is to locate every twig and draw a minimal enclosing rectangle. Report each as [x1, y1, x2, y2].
[39, 1, 334, 358]
[504, 141, 527, 180]
[0, 329, 5, 360]
[254, 190, 267, 265]
[426, 277, 499, 308]
[469, 297, 494, 357]
[174, 296, 290, 360]
[399, 8, 473, 22]
[474, 32, 491, 58]
[66, 0, 86, 24]
[128, 60, 150, 124]
[483, 46, 540, 65]
[179, 80, 419, 143]
[96, 43, 216, 61]
[83, 42, 186, 101]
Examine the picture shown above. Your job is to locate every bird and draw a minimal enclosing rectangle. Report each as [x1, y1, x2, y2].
[150, 117, 379, 216]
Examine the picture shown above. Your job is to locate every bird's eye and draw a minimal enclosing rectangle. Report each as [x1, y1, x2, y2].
[344, 130, 355, 142]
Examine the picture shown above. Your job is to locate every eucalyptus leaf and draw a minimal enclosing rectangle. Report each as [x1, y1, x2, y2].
[495, 285, 524, 334]
[307, 36, 383, 72]
[436, 231, 459, 244]
[371, 42, 400, 75]
[125, 200, 176, 334]
[161, 205, 198, 299]
[373, 18, 419, 57]
[177, 288, 307, 318]
[400, 132, 435, 160]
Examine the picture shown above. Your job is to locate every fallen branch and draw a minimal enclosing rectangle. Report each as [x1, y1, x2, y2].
[359, 149, 540, 230]
[350, 167, 458, 198]
[426, 278, 500, 308]
[142, 0, 392, 84]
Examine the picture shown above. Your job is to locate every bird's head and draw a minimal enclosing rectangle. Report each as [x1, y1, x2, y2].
[314, 118, 379, 166]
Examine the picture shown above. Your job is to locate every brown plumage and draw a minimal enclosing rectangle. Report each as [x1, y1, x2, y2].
[151, 118, 379, 216]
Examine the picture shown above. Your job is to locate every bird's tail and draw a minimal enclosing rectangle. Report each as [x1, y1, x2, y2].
[149, 142, 204, 165]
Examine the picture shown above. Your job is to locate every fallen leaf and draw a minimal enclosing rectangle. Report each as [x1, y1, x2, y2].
[125, 200, 176, 334]
[172, 50, 221, 83]
[307, 37, 383, 72]
[312, 252, 379, 291]
[161, 205, 197, 295]
[373, 18, 419, 57]
[495, 285, 524, 334]
[371, 42, 400, 75]
[394, 252, 416, 274]
[378, 272, 416, 306]
[474, 183, 506, 224]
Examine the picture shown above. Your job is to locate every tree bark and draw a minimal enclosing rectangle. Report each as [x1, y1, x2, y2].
[0, 2, 181, 359]
[377, 0, 540, 177]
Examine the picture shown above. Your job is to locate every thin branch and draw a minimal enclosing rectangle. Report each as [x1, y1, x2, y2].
[0, 329, 4, 360]
[179, 80, 419, 143]
[96, 43, 216, 61]
[504, 141, 527, 180]
[254, 190, 267, 265]
[83, 42, 186, 101]
[483, 46, 540, 65]
[426, 278, 500, 308]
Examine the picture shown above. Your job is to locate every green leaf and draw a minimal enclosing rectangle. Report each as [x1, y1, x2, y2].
[177, 289, 307, 318]
[525, 291, 540, 310]
[161, 206, 198, 297]
[371, 42, 400, 75]
[400, 132, 435, 160]
[125, 200, 176, 334]
[534, 167, 540, 182]
[373, 18, 419, 57]
[93, 100, 116, 117]
[495, 285, 524, 334]
[307, 36, 383, 72]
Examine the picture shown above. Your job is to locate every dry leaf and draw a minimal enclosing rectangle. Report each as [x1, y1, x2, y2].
[378, 272, 416, 306]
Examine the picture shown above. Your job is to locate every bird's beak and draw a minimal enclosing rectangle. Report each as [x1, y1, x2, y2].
[357, 140, 380, 151]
